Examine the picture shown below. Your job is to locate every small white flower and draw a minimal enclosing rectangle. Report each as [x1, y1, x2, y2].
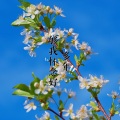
[107, 91, 119, 99]
[63, 104, 74, 117]
[64, 28, 76, 36]
[24, 102, 37, 112]
[79, 42, 88, 50]
[71, 34, 80, 50]
[53, 87, 62, 96]
[36, 111, 51, 120]
[64, 89, 76, 98]
[25, 4, 37, 19]
[24, 45, 36, 57]
[78, 76, 90, 89]
[43, 111, 50, 120]
[44, 28, 55, 40]
[54, 28, 64, 39]
[34, 80, 48, 95]
[55, 61, 67, 79]
[54, 6, 65, 17]
[49, 8, 54, 14]
[37, 3, 45, 13]
[64, 42, 72, 53]
[76, 105, 88, 119]
[21, 29, 32, 44]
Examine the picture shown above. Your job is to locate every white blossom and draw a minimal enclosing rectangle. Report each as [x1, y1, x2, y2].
[54, 6, 65, 17]
[34, 80, 48, 94]
[64, 89, 76, 98]
[35, 111, 51, 120]
[24, 102, 37, 112]
[24, 45, 36, 57]
[89, 75, 109, 88]
[71, 34, 80, 50]
[107, 91, 119, 99]
[78, 76, 90, 89]
[76, 105, 88, 119]
[54, 28, 64, 39]
[64, 28, 76, 36]
[25, 4, 37, 19]
[79, 42, 88, 50]
[63, 104, 74, 117]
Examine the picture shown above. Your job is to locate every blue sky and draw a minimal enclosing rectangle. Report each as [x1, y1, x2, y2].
[0, 0, 120, 120]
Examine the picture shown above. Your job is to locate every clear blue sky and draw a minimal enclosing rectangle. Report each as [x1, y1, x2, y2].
[0, 0, 120, 120]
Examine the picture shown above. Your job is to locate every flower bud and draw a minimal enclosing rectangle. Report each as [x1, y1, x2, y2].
[49, 9, 54, 14]
[46, 6, 50, 11]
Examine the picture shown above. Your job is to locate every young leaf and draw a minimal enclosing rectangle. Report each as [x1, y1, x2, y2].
[18, 0, 31, 10]
[74, 55, 78, 62]
[13, 89, 34, 98]
[11, 19, 31, 26]
[50, 19, 56, 28]
[13, 84, 30, 92]
[92, 111, 100, 120]
[59, 100, 64, 111]
[55, 115, 60, 120]
[44, 16, 50, 28]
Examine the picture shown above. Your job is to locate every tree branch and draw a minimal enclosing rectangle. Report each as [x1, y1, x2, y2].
[94, 96, 111, 120]
[48, 107, 65, 120]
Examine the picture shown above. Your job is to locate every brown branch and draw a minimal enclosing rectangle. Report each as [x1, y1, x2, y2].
[48, 107, 65, 120]
[94, 96, 111, 120]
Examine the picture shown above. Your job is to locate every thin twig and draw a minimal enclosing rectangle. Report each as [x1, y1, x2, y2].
[51, 97, 59, 109]
[48, 107, 65, 120]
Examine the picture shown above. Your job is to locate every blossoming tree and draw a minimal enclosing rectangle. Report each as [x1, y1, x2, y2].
[12, 0, 120, 120]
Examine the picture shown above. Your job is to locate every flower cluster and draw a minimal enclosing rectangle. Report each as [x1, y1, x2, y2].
[63, 104, 90, 120]
[78, 74, 109, 89]
[79, 42, 92, 56]
[12, 1, 120, 120]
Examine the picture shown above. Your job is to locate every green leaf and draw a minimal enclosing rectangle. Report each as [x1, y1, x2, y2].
[11, 19, 31, 26]
[55, 115, 60, 120]
[92, 111, 100, 120]
[56, 40, 64, 50]
[25, 17, 35, 23]
[13, 89, 34, 98]
[50, 19, 56, 28]
[34, 36, 42, 42]
[90, 101, 97, 108]
[13, 84, 30, 92]
[18, 0, 31, 10]
[115, 111, 119, 114]
[36, 90, 53, 102]
[44, 16, 50, 28]
[68, 71, 77, 78]
[59, 100, 64, 111]
[74, 55, 78, 62]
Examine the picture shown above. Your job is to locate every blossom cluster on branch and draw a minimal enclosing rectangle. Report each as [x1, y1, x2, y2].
[12, 0, 120, 120]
